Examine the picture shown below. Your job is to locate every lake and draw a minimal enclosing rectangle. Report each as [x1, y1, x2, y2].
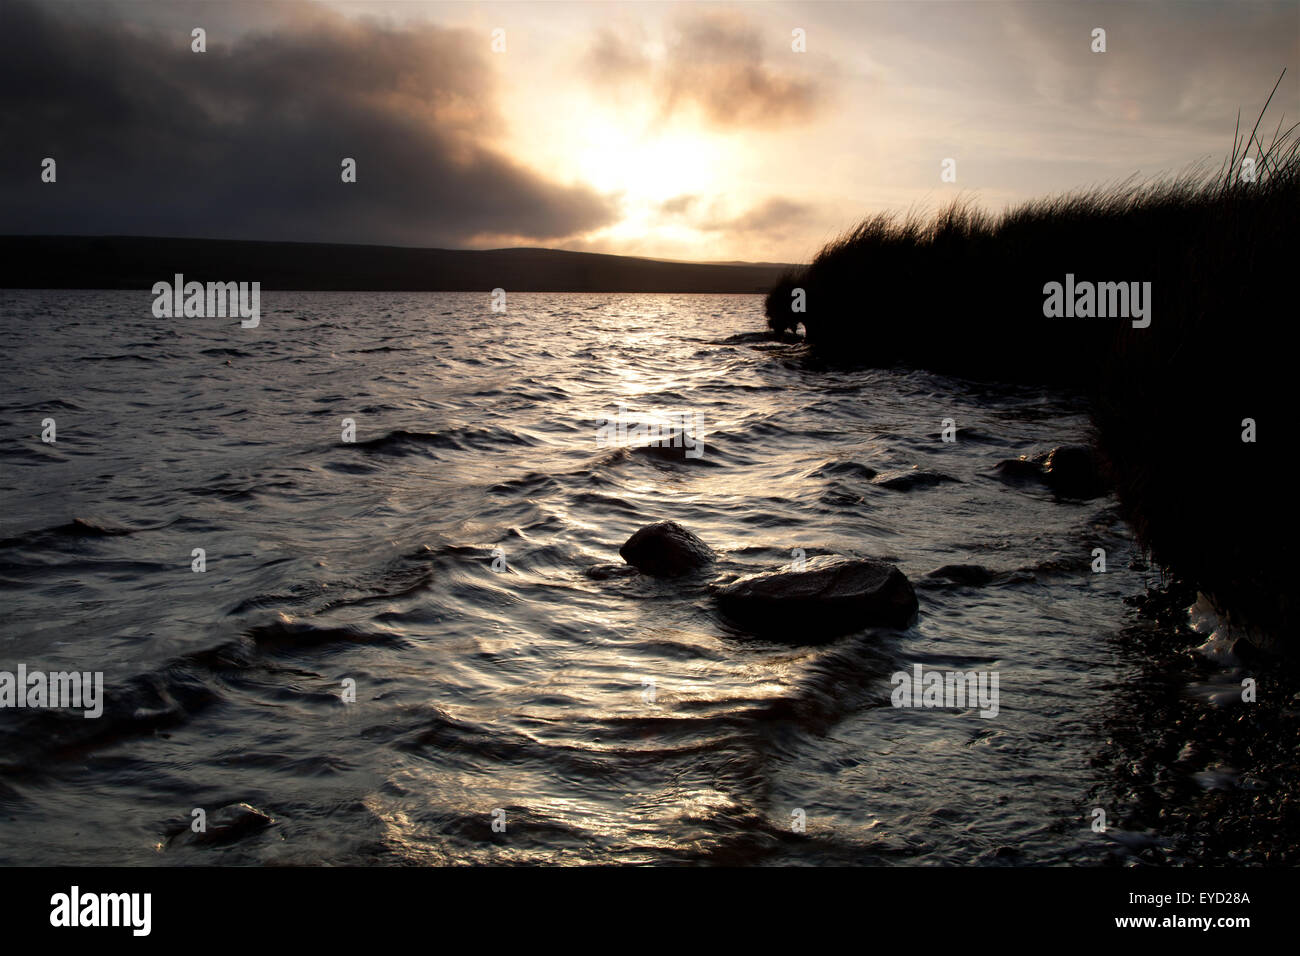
[0, 290, 1147, 864]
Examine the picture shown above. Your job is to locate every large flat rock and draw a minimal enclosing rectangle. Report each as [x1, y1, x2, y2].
[716, 555, 918, 636]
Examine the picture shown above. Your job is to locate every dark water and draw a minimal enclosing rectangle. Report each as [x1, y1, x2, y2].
[0, 290, 1147, 865]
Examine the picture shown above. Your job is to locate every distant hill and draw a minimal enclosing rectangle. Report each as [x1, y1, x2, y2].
[0, 236, 797, 293]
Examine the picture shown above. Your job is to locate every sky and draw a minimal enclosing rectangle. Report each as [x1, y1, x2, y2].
[1, 0, 1296, 263]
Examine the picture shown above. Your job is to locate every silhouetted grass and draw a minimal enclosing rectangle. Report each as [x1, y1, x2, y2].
[769, 77, 1298, 639]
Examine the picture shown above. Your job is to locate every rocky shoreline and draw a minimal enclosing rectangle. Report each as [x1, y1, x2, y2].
[606, 438, 1293, 864]
[1092, 579, 1300, 865]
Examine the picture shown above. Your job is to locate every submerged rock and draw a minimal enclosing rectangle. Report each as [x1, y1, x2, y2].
[628, 430, 706, 464]
[993, 456, 1047, 484]
[170, 802, 274, 848]
[811, 459, 878, 481]
[994, 444, 1108, 500]
[870, 467, 960, 491]
[619, 521, 715, 577]
[585, 562, 639, 581]
[923, 563, 996, 587]
[715, 555, 918, 636]
[930, 425, 1002, 444]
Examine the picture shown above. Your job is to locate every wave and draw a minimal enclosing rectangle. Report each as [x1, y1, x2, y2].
[0, 516, 140, 550]
[0, 616, 407, 777]
[349, 425, 539, 457]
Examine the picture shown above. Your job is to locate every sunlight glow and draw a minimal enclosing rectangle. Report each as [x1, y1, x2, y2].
[573, 114, 725, 204]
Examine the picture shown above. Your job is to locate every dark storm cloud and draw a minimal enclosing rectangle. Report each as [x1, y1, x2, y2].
[585, 13, 823, 128]
[0, 1, 618, 245]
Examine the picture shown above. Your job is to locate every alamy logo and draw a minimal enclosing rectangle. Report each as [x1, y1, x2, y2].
[596, 403, 705, 459]
[50, 886, 151, 936]
[890, 664, 999, 718]
[0, 664, 103, 718]
[1042, 274, 1151, 328]
[151, 273, 260, 327]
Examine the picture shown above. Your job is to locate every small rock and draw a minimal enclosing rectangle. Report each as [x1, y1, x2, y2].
[993, 457, 1046, 484]
[924, 564, 996, 587]
[870, 467, 960, 491]
[995, 445, 1108, 499]
[811, 460, 878, 481]
[619, 521, 715, 577]
[1043, 444, 1108, 499]
[585, 563, 639, 581]
[933, 426, 1001, 444]
[715, 555, 918, 637]
[172, 802, 274, 847]
[629, 432, 704, 464]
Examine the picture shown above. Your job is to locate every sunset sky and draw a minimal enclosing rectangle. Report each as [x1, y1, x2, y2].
[2, 0, 1296, 263]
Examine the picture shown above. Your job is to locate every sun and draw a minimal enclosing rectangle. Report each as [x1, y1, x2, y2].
[572, 113, 725, 205]
[498, 85, 741, 254]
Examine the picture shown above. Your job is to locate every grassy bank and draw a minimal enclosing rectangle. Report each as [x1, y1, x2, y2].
[767, 87, 1298, 639]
